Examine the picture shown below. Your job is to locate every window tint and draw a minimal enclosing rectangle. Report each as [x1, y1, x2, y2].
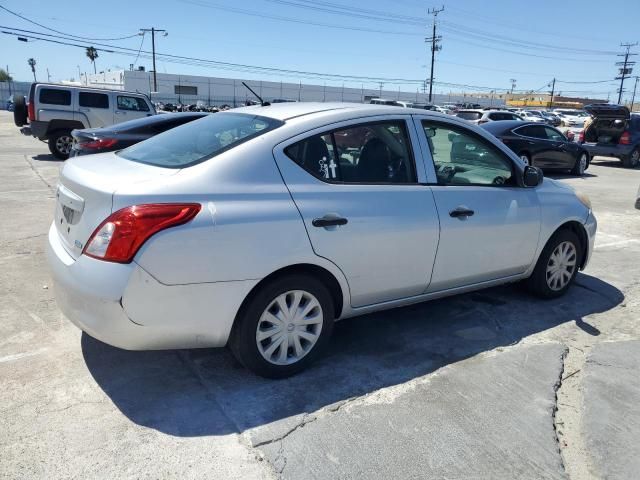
[457, 111, 482, 120]
[285, 121, 416, 184]
[117, 95, 150, 111]
[117, 113, 282, 168]
[79, 92, 109, 109]
[544, 127, 565, 141]
[39, 88, 71, 106]
[422, 121, 514, 186]
[516, 125, 547, 139]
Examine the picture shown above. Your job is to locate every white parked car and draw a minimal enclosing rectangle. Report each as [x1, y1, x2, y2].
[554, 109, 589, 128]
[48, 103, 597, 378]
[456, 109, 522, 125]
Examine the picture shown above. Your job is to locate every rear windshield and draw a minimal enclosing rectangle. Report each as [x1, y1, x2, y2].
[457, 111, 482, 120]
[117, 113, 283, 168]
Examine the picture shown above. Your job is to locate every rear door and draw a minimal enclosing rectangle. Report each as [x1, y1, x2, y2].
[78, 91, 112, 127]
[273, 115, 440, 308]
[114, 94, 152, 123]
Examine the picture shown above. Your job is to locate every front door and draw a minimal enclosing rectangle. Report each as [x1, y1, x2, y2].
[415, 117, 541, 292]
[273, 116, 440, 307]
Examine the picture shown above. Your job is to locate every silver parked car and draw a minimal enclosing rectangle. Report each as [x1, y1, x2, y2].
[48, 103, 597, 378]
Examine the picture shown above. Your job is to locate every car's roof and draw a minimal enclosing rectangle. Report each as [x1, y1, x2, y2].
[456, 109, 485, 113]
[231, 102, 427, 121]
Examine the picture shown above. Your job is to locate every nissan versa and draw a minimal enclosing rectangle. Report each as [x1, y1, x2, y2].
[47, 103, 597, 378]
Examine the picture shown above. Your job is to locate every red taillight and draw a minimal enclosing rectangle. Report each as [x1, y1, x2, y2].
[83, 203, 201, 263]
[27, 101, 35, 122]
[620, 131, 631, 145]
[79, 138, 118, 150]
[578, 130, 584, 143]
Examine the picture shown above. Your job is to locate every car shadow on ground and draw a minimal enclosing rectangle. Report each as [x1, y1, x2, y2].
[547, 171, 598, 180]
[31, 154, 64, 162]
[82, 273, 622, 438]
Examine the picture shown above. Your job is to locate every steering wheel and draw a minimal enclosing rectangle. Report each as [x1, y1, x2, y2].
[437, 164, 456, 182]
[492, 176, 506, 185]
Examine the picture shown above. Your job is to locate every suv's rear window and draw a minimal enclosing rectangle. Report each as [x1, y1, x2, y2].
[39, 88, 71, 106]
[117, 113, 283, 168]
[457, 111, 482, 120]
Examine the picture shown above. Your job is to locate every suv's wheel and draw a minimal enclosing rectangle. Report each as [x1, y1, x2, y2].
[13, 95, 27, 127]
[48, 131, 73, 160]
[622, 148, 640, 168]
[526, 229, 582, 298]
[229, 274, 335, 378]
[571, 152, 589, 176]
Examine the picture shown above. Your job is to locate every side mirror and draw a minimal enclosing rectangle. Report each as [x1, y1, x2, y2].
[523, 165, 543, 187]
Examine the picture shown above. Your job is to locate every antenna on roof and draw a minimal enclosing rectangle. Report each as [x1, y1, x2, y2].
[242, 82, 270, 106]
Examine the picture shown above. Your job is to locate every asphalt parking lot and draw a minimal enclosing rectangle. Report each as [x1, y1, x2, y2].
[1, 110, 639, 480]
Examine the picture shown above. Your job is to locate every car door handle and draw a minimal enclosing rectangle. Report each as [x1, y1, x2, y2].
[79, 107, 90, 112]
[449, 207, 474, 218]
[115, 111, 125, 115]
[312, 216, 348, 228]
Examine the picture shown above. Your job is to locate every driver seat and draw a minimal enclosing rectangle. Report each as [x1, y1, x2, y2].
[357, 138, 390, 182]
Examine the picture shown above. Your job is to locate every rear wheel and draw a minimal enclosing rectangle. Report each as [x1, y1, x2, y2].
[571, 152, 589, 176]
[526, 229, 581, 299]
[622, 148, 640, 168]
[229, 274, 335, 378]
[48, 130, 73, 160]
[519, 152, 531, 166]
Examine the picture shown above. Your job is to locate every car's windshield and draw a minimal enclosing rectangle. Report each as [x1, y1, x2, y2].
[117, 113, 283, 168]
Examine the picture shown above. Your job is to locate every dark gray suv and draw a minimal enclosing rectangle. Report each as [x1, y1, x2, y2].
[579, 104, 640, 168]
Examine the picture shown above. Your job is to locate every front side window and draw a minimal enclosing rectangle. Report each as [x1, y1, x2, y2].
[39, 88, 71, 106]
[118, 113, 282, 168]
[79, 92, 109, 109]
[422, 121, 514, 186]
[285, 121, 416, 184]
[117, 96, 150, 111]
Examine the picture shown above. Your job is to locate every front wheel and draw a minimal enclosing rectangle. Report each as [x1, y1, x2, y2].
[229, 274, 335, 378]
[622, 148, 640, 168]
[48, 130, 73, 160]
[571, 152, 589, 176]
[526, 229, 582, 299]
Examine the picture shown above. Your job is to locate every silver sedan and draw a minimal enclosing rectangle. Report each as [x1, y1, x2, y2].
[47, 103, 597, 378]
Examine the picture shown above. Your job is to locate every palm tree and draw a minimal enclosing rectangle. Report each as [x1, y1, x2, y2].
[86, 47, 98, 74]
[27, 58, 36, 82]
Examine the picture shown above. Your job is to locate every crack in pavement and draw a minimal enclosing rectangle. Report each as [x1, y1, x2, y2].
[552, 346, 569, 477]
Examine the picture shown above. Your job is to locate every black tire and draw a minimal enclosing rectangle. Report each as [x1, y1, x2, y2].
[526, 229, 582, 299]
[13, 95, 27, 127]
[48, 130, 73, 160]
[229, 274, 335, 378]
[571, 152, 589, 176]
[622, 148, 640, 168]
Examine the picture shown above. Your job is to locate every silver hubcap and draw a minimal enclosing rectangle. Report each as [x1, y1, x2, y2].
[56, 136, 73, 155]
[256, 290, 323, 365]
[546, 241, 577, 291]
[520, 155, 530, 165]
[579, 154, 587, 174]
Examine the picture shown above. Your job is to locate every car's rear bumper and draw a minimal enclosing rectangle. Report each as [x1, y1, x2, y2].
[47, 223, 258, 350]
[581, 143, 634, 160]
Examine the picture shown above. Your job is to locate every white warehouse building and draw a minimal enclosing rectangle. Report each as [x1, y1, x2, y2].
[79, 69, 495, 107]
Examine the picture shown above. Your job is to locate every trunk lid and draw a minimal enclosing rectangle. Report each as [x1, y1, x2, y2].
[584, 104, 630, 119]
[54, 152, 180, 259]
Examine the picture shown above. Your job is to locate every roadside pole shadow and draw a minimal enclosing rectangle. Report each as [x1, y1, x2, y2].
[82, 273, 623, 438]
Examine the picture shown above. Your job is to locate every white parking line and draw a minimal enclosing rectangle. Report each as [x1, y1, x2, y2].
[595, 239, 640, 249]
[0, 348, 48, 363]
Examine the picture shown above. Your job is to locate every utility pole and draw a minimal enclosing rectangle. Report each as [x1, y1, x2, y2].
[140, 28, 167, 93]
[616, 42, 637, 105]
[510, 78, 517, 94]
[631, 76, 639, 112]
[6, 65, 11, 96]
[425, 6, 444, 103]
[378, 82, 384, 97]
[47, 68, 51, 82]
[549, 78, 556, 109]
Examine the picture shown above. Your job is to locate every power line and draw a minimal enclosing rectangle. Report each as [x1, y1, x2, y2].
[0, 5, 141, 41]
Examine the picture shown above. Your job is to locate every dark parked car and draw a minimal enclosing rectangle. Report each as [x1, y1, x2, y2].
[481, 120, 590, 176]
[70, 112, 208, 156]
[579, 104, 640, 168]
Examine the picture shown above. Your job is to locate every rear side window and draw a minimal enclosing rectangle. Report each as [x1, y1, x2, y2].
[285, 121, 416, 184]
[457, 111, 482, 120]
[117, 113, 282, 168]
[79, 92, 109, 109]
[515, 125, 547, 139]
[117, 96, 150, 111]
[39, 88, 71, 106]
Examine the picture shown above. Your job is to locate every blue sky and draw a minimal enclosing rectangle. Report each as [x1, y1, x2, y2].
[1, 0, 639, 100]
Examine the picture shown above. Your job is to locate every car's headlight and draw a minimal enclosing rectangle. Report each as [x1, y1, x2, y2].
[576, 191, 592, 210]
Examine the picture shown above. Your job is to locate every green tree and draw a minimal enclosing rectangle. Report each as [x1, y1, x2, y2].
[86, 47, 99, 74]
[0, 68, 12, 82]
[27, 58, 36, 82]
